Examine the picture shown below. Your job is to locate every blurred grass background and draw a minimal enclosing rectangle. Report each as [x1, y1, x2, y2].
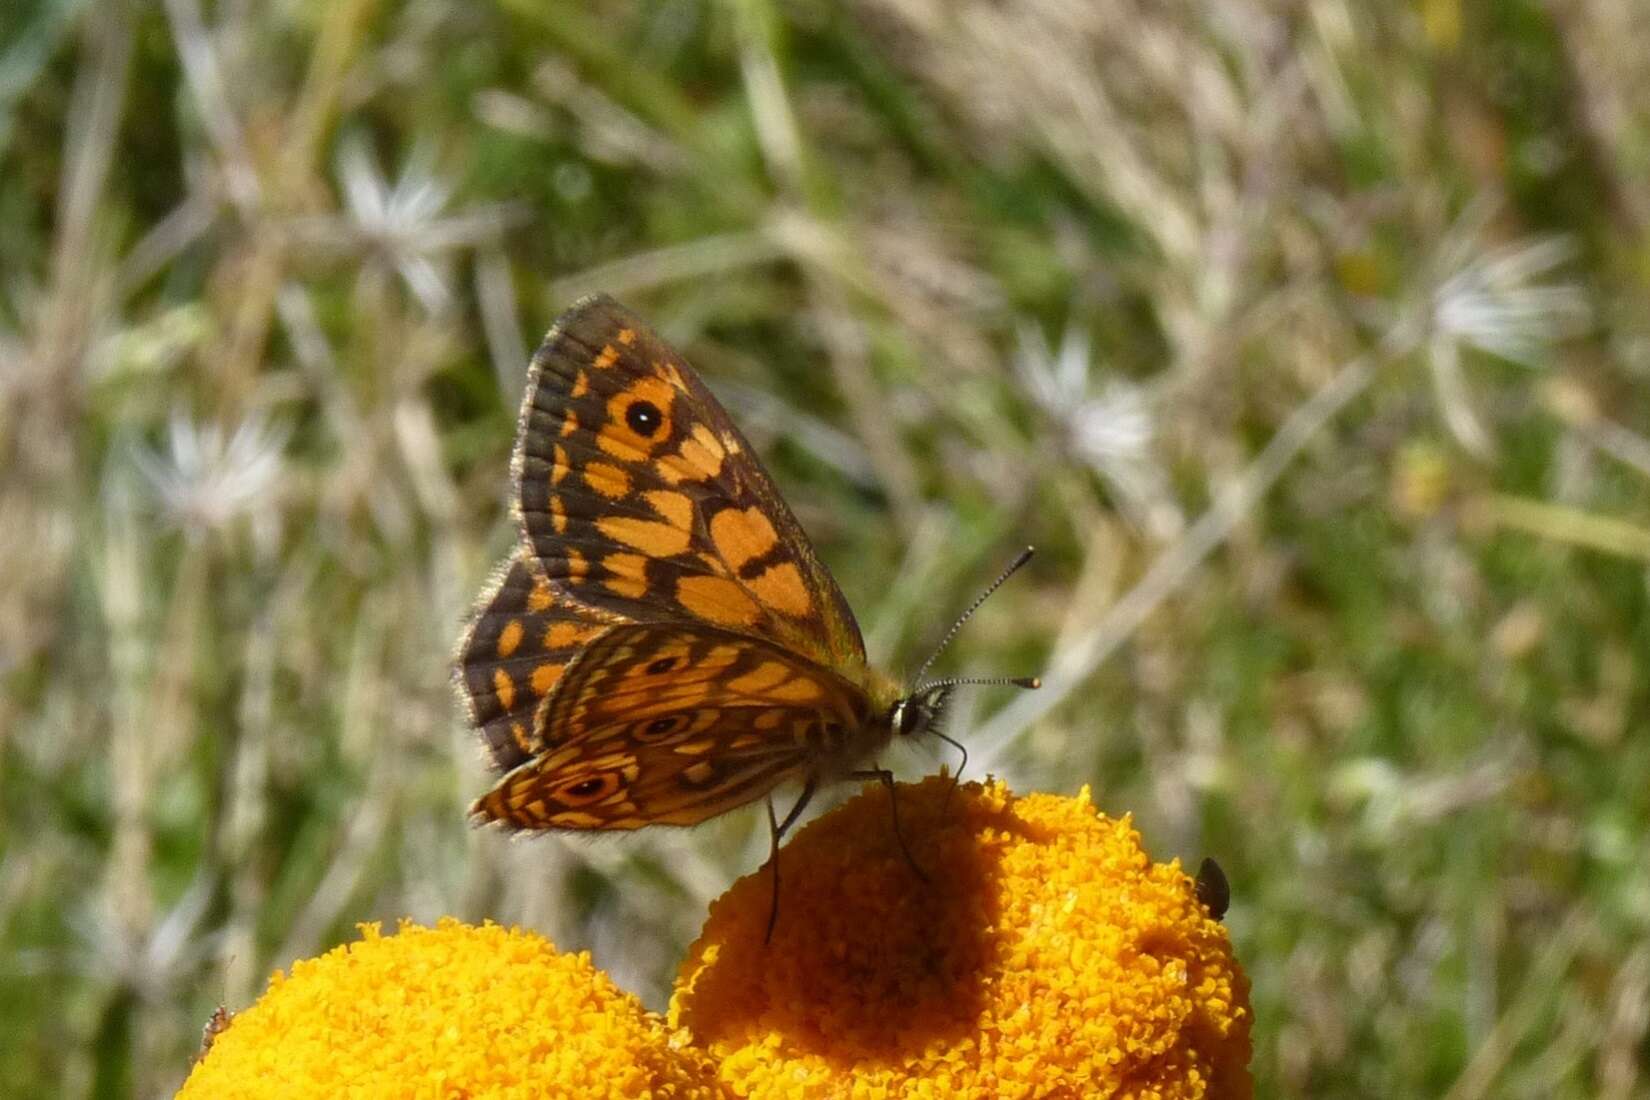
[2, 0, 1648, 1095]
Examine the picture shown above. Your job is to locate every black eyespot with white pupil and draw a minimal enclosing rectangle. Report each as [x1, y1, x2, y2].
[557, 774, 617, 804]
[626, 400, 663, 437]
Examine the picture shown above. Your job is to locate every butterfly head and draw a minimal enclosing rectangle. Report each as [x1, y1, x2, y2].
[889, 684, 955, 740]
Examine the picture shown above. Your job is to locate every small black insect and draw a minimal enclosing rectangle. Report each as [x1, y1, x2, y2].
[1194, 857, 1230, 919]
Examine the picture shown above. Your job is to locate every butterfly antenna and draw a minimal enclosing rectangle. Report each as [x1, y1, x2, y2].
[920, 674, 1042, 691]
[912, 546, 1036, 690]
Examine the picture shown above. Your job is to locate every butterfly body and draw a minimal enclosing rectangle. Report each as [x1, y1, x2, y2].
[457, 296, 948, 833]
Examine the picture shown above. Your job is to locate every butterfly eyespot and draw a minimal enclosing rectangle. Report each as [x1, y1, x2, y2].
[555, 774, 619, 805]
[632, 713, 693, 743]
[625, 400, 663, 437]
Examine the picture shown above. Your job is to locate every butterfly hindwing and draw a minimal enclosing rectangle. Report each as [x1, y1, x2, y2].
[512, 295, 866, 673]
[468, 623, 875, 830]
[472, 710, 806, 830]
[540, 621, 870, 735]
[454, 553, 628, 771]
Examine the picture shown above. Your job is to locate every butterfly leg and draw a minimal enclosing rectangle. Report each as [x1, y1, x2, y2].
[850, 768, 930, 882]
[764, 798, 781, 945]
[930, 729, 969, 814]
[763, 776, 818, 944]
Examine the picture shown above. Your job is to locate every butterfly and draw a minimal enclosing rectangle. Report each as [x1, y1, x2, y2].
[455, 295, 1036, 928]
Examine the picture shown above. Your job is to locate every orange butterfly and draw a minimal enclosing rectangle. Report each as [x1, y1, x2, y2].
[456, 296, 1035, 927]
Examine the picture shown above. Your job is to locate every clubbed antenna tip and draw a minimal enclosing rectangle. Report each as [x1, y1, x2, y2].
[913, 546, 1037, 690]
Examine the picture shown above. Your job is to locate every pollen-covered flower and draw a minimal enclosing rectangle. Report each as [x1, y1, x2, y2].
[671, 777, 1251, 1099]
[178, 918, 720, 1099]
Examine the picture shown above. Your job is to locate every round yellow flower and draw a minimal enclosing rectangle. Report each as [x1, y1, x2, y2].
[670, 777, 1251, 1099]
[179, 918, 720, 1099]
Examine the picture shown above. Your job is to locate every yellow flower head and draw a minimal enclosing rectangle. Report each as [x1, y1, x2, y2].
[670, 777, 1251, 1099]
[179, 918, 720, 1099]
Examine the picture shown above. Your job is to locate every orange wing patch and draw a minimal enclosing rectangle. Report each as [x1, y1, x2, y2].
[644, 489, 693, 531]
[546, 621, 603, 649]
[746, 560, 813, 617]
[602, 552, 650, 599]
[729, 661, 789, 695]
[676, 575, 760, 628]
[583, 461, 630, 500]
[658, 424, 726, 486]
[564, 547, 590, 583]
[492, 668, 517, 711]
[531, 662, 564, 696]
[597, 515, 692, 557]
[767, 675, 823, 703]
[710, 506, 778, 571]
[703, 505, 814, 619]
[526, 571, 553, 612]
[497, 619, 525, 658]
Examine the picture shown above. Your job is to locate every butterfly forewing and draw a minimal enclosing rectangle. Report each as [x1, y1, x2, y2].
[468, 624, 874, 830]
[512, 295, 866, 674]
[455, 552, 629, 771]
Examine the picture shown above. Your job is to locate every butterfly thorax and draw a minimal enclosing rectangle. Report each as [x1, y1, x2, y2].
[819, 662, 902, 763]
[795, 667, 949, 785]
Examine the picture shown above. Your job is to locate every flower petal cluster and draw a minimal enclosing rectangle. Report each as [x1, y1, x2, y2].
[177, 918, 720, 1099]
[670, 776, 1251, 1099]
